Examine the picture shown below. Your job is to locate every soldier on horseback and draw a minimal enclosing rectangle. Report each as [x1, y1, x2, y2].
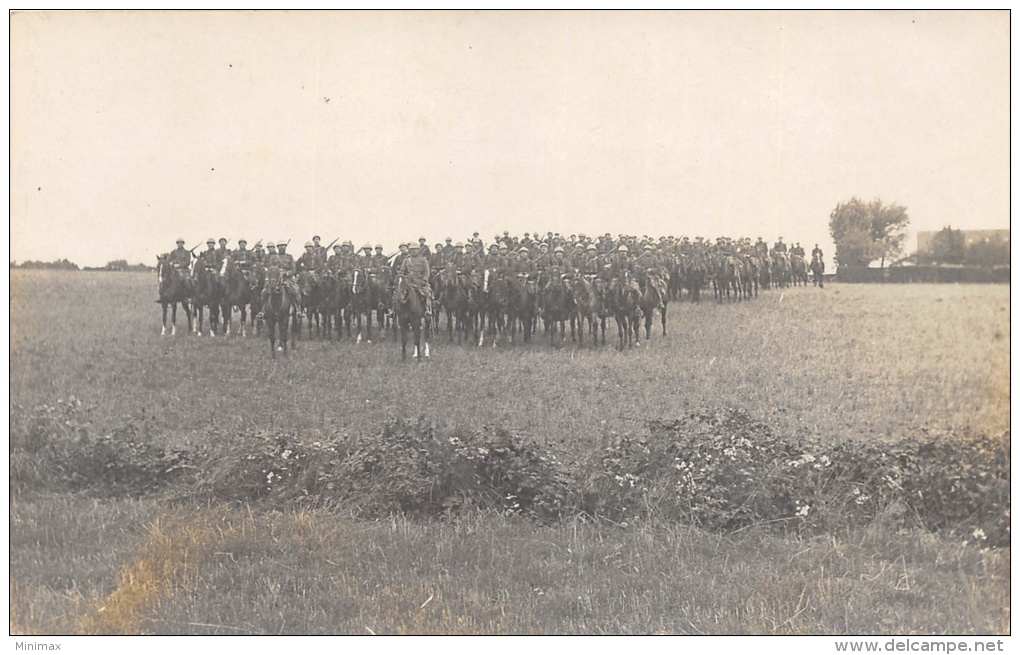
[198, 238, 218, 269]
[170, 238, 192, 269]
[398, 243, 434, 318]
[297, 242, 319, 274]
[257, 241, 304, 320]
[216, 238, 230, 267]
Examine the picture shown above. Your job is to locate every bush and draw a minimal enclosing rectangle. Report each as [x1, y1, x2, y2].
[189, 418, 572, 520]
[10, 399, 191, 497]
[10, 402, 1009, 547]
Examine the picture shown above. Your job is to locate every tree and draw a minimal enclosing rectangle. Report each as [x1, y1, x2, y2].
[869, 201, 909, 268]
[829, 197, 910, 268]
[926, 226, 966, 265]
[829, 198, 880, 267]
[964, 236, 1010, 267]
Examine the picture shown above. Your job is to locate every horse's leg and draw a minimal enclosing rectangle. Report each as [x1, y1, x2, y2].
[401, 320, 408, 360]
[661, 303, 668, 337]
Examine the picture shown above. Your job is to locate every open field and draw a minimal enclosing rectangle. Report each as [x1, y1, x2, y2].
[9, 271, 1010, 634]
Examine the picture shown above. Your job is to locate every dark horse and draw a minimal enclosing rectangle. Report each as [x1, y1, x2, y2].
[155, 255, 193, 336]
[437, 265, 470, 343]
[541, 274, 574, 346]
[262, 266, 293, 357]
[611, 271, 643, 349]
[393, 274, 431, 361]
[639, 270, 668, 341]
[810, 256, 825, 288]
[714, 256, 742, 302]
[220, 257, 254, 337]
[791, 254, 809, 287]
[191, 263, 221, 337]
[478, 268, 508, 348]
[573, 275, 601, 347]
[506, 273, 538, 344]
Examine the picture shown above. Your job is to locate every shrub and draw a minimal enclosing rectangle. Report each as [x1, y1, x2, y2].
[11, 401, 1009, 547]
[10, 399, 191, 497]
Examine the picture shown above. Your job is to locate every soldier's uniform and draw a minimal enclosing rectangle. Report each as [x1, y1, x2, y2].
[812, 245, 824, 260]
[327, 246, 345, 272]
[391, 245, 410, 275]
[170, 241, 192, 269]
[311, 237, 327, 264]
[773, 239, 787, 254]
[215, 240, 230, 268]
[198, 241, 219, 269]
[260, 244, 303, 318]
[297, 243, 319, 273]
[399, 249, 433, 316]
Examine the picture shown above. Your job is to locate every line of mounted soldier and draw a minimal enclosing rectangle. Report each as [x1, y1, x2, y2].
[156, 231, 825, 349]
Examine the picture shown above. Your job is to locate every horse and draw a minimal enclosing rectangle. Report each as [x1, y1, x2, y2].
[155, 255, 193, 336]
[572, 275, 595, 346]
[436, 266, 468, 343]
[478, 268, 508, 347]
[791, 254, 808, 287]
[684, 255, 707, 302]
[714, 256, 742, 302]
[350, 268, 370, 343]
[191, 263, 222, 337]
[219, 257, 254, 337]
[370, 267, 394, 337]
[740, 256, 759, 299]
[393, 274, 431, 361]
[541, 274, 574, 346]
[296, 270, 322, 337]
[772, 253, 791, 289]
[639, 269, 668, 340]
[506, 273, 538, 344]
[262, 266, 292, 357]
[758, 253, 773, 290]
[589, 276, 609, 345]
[810, 256, 825, 288]
[611, 271, 643, 349]
[316, 268, 343, 340]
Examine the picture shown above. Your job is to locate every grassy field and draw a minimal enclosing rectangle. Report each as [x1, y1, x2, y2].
[9, 270, 1011, 634]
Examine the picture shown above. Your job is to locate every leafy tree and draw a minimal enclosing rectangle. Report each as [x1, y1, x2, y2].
[869, 201, 909, 268]
[829, 198, 911, 268]
[829, 198, 880, 267]
[105, 259, 129, 271]
[926, 226, 966, 265]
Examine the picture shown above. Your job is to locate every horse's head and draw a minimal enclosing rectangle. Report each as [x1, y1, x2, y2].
[266, 266, 283, 293]
[351, 269, 365, 295]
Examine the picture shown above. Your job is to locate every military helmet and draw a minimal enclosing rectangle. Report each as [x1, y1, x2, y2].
[238, 239, 247, 245]
[644, 244, 653, 250]
[278, 242, 287, 249]
[554, 246, 564, 254]
[587, 243, 597, 251]
[267, 241, 276, 248]
[489, 243, 498, 251]
[519, 247, 529, 254]
[207, 238, 215, 244]
[218, 238, 228, 244]
[445, 237, 452, 242]
[618, 245, 629, 253]
[176, 238, 185, 244]
[304, 241, 314, 248]
[375, 244, 383, 250]
[333, 244, 341, 250]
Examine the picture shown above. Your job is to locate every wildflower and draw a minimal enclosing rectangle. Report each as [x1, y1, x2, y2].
[972, 528, 987, 541]
[796, 504, 810, 517]
[281, 449, 292, 460]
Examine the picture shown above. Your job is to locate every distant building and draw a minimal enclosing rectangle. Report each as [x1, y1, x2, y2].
[917, 229, 1009, 252]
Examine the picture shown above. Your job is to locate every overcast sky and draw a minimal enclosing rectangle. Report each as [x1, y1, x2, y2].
[10, 10, 1009, 267]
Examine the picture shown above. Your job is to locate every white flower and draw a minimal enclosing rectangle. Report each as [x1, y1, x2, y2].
[281, 449, 292, 460]
[972, 528, 987, 541]
[796, 504, 810, 517]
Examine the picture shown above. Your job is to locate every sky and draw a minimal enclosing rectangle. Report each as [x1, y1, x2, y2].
[10, 10, 1010, 268]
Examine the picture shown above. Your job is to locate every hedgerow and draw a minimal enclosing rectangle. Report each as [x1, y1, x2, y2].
[9, 401, 1009, 547]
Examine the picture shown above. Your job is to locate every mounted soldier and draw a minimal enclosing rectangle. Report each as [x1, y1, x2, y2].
[215, 238, 230, 267]
[259, 241, 304, 319]
[327, 244, 344, 272]
[170, 238, 193, 269]
[417, 237, 432, 260]
[398, 243, 434, 318]
[297, 242, 319, 274]
[812, 243, 824, 261]
[198, 238, 218, 269]
[311, 235, 326, 262]
[773, 237, 787, 254]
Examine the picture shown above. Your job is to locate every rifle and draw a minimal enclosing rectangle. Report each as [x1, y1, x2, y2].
[253, 239, 263, 249]
[323, 237, 339, 252]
